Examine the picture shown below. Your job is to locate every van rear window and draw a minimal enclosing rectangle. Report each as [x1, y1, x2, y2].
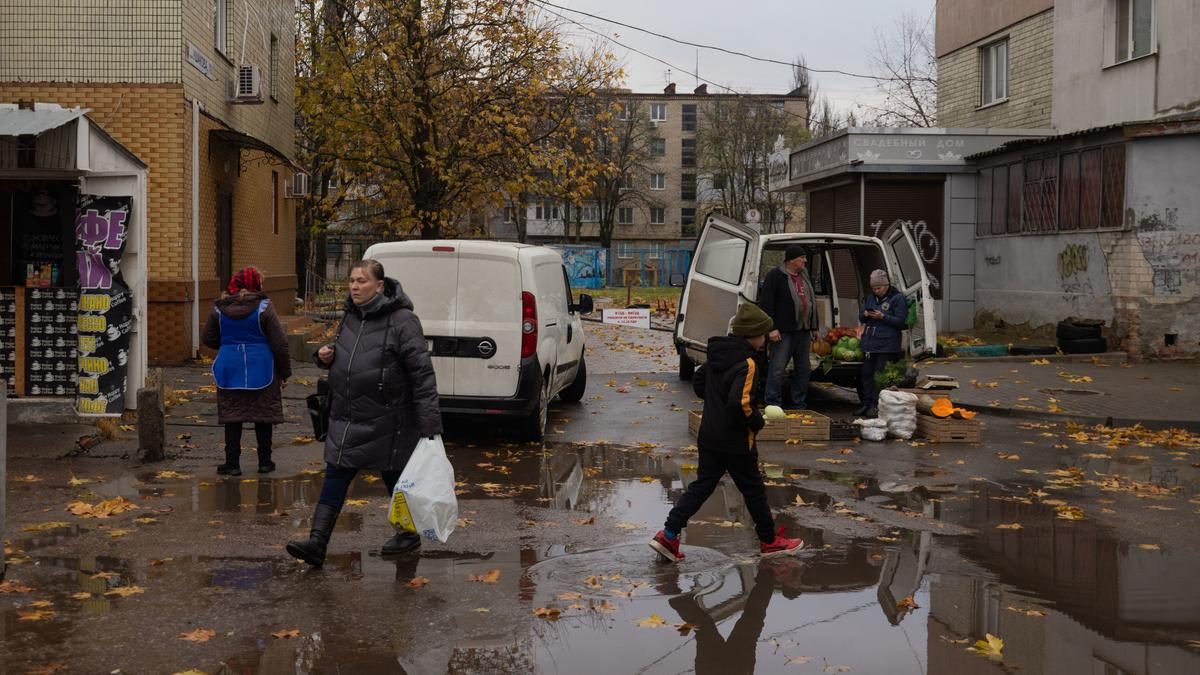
[695, 229, 748, 285]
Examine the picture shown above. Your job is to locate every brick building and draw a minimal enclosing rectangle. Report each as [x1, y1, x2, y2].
[0, 0, 300, 365]
[935, 0, 1200, 358]
[494, 84, 809, 252]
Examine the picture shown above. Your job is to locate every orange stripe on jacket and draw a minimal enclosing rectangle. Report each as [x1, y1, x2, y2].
[741, 358, 756, 418]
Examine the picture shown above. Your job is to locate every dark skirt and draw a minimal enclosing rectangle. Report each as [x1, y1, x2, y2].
[216, 378, 284, 424]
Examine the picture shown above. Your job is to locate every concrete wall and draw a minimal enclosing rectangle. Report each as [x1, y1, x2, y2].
[975, 231, 1115, 326]
[938, 10, 1054, 130]
[0, 0, 182, 84]
[1053, 0, 1200, 133]
[936, 0, 1055, 57]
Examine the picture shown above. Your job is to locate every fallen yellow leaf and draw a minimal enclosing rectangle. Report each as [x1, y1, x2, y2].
[996, 523, 1023, 530]
[533, 607, 562, 619]
[407, 576, 429, 588]
[179, 628, 216, 642]
[18, 609, 55, 621]
[967, 633, 1004, 659]
[468, 569, 501, 584]
[104, 585, 145, 598]
[22, 521, 71, 532]
[271, 629, 301, 639]
[636, 613, 667, 628]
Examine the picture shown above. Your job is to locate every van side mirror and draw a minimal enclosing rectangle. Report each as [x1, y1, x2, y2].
[572, 294, 594, 314]
[669, 273, 686, 288]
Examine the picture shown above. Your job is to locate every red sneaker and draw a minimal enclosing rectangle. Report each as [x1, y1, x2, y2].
[760, 527, 804, 557]
[649, 530, 685, 563]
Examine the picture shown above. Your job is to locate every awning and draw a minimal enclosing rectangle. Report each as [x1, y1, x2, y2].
[0, 104, 89, 136]
[210, 128, 305, 173]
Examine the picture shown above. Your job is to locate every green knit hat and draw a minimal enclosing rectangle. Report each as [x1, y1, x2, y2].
[730, 303, 774, 337]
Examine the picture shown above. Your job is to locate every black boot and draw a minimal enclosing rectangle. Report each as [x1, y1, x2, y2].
[854, 405, 870, 416]
[286, 503, 339, 567]
[257, 448, 276, 474]
[217, 447, 242, 476]
[381, 531, 421, 556]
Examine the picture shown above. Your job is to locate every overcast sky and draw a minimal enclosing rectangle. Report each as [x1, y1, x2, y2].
[545, 0, 935, 112]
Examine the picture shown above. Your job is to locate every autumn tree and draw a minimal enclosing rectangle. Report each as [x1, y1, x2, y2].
[696, 98, 808, 234]
[298, 0, 618, 240]
[584, 97, 660, 250]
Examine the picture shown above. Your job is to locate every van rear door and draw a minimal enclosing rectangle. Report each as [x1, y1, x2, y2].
[368, 243, 457, 396]
[676, 215, 760, 359]
[453, 241, 522, 397]
[883, 222, 938, 359]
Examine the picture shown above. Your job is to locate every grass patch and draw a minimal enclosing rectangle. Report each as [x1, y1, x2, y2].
[580, 287, 680, 306]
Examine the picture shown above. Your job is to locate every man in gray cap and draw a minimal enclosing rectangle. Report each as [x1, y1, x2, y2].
[757, 244, 818, 408]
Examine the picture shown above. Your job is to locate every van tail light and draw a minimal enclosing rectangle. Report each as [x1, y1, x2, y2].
[521, 291, 537, 358]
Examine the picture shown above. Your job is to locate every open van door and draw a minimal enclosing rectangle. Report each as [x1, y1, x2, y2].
[676, 215, 760, 361]
[884, 221, 938, 359]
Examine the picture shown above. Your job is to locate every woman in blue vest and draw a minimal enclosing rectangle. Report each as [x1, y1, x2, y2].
[202, 267, 292, 476]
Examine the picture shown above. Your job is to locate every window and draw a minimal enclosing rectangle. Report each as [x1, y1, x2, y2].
[650, 173, 666, 190]
[535, 201, 560, 220]
[1022, 154, 1058, 233]
[503, 206, 518, 223]
[681, 139, 696, 168]
[620, 173, 635, 190]
[650, 138, 666, 157]
[681, 104, 697, 132]
[769, 101, 785, 110]
[576, 202, 600, 222]
[681, 174, 697, 201]
[647, 242, 665, 259]
[694, 228, 748, 284]
[271, 171, 279, 234]
[650, 207, 666, 225]
[980, 39, 1008, 106]
[1116, 0, 1155, 63]
[269, 34, 279, 100]
[616, 241, 633, 259]
[618, 207, 633, 225]
[213, 0, 229, 55]
[650, 103, 667, 122]
[681, 208, 696, 226]
[618, 102, 631, 120]
[712, 173, 727, 191]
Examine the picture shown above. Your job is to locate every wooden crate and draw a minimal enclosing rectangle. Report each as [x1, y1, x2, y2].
[916, 414, 981, 443]
[688, 409, 830, 442]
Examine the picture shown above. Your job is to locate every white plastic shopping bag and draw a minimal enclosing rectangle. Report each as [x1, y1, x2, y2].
[388, 435, 458, 543]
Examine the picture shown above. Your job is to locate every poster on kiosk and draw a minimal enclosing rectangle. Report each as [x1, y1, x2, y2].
[74, 196, 133, 416]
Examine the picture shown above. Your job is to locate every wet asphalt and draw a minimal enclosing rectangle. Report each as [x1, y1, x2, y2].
[2, 338, 1200, 674]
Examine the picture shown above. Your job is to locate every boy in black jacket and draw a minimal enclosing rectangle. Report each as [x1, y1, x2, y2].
[650, 303, 805, 563]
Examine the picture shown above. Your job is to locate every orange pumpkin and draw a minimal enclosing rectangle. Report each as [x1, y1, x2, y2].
[929, 398, 955, 418]
[954, 408, 977, 420]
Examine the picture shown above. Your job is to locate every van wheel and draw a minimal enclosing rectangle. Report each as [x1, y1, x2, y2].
[679, 352, 695, 381]
[523, 382, 549, 442]
[559, 357, 587, 403]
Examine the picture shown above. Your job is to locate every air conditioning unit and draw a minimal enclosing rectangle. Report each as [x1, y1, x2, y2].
[232, 65, 263, 103]
[286, 172, 310, 198]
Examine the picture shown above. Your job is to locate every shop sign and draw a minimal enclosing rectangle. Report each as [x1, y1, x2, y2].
[74, 196, 133, 416]
[601, 308, 651, 329]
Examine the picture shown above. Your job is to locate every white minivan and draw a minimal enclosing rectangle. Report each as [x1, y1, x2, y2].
[674, 215, 938, 389]
[364, 240, 593, 440]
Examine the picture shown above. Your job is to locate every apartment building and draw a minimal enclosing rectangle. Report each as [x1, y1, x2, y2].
[0, 0, 300, 366]
[512, 83, 808, 254]
[935, 0, 1200, 358]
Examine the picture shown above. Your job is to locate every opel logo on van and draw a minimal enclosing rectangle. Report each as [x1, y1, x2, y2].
[477, 339, 496, 358]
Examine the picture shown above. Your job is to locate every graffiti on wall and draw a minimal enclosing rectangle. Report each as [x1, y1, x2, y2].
[558, 247, 607, 289]
[1057, 243, 1094, 294]
[869, 219, 941, 293]
[1139, 230, 1200, 296]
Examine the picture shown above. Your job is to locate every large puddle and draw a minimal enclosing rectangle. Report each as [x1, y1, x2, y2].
[4, 440, 1200, 673]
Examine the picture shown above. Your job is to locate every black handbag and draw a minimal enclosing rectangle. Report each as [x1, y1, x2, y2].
[306, 377, 332, 441]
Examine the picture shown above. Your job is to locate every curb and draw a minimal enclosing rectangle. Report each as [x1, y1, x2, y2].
[957, 401, 1200, 433]
[923, 352, 1128, 365]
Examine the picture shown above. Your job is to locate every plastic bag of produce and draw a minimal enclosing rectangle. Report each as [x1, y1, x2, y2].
[878, 389, 918, 440]
[854, 418, 888, 442]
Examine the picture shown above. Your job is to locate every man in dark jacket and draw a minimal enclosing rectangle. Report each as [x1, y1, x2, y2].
[757, 245, 818, 409]
[858, 269, 908, 417]
[650, 303, 804, 563]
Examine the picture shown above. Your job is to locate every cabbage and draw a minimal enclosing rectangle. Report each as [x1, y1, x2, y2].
[846, 338, 860, 350]
[764, 405, 787, 420]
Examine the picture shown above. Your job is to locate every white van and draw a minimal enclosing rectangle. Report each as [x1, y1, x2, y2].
[674, 215, 938, 389]
[364, 240, 593, 440]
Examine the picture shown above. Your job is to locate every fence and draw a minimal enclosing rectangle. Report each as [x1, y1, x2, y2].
[554, 246, 692, 288]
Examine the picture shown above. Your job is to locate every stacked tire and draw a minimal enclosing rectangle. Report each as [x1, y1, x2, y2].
[1057, 319, 1107, 354]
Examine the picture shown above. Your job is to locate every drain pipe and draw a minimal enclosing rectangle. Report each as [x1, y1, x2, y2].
[191, 98, 201, 357]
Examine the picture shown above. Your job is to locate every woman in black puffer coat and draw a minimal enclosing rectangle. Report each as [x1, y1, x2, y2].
[287, 259, 442, 567]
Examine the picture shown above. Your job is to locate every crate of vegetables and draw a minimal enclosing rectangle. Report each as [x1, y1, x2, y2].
[764, 406, 831, 441]
[817, 327, 864, 363]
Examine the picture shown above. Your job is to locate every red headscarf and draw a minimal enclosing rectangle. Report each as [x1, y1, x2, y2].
[227, 267, 264, 295]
